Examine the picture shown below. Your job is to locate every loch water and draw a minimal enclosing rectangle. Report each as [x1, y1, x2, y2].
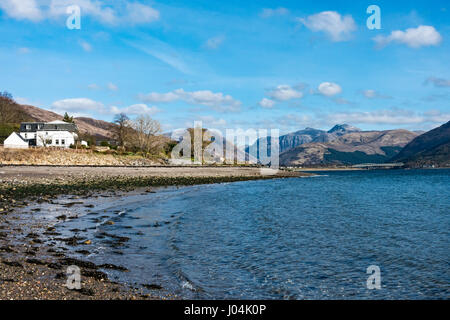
[55, 169, 450, 299]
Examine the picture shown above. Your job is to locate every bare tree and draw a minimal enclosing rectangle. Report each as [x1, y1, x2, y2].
[113, 113, 131, 148]
[37, 133, 51, 147]
[0, 92, 31, 124]
[129, 115, 164, 154]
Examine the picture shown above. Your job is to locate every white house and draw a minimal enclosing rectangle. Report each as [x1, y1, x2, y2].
[4, 132, 29, 149]
[4, 120, 79, 148]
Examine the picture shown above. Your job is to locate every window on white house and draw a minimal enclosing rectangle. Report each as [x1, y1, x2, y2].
[55, 139, 59, 145]
[61, 139, 65, 145]
[24, 133, 27, 139]
[26, 125, 31, 130]
[46, 132, 48, 135]
[34, 134, 36, 139]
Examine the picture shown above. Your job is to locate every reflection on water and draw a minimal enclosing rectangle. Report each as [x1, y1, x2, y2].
[56, 169, 450, 299]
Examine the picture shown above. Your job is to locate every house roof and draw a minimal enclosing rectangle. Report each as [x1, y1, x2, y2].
[20, 121, 78, 133]
[47, 120, 67, 124]
[4, 132, 29, 145]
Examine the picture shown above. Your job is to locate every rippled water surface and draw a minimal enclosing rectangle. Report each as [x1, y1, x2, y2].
[57, 169, 450, 299]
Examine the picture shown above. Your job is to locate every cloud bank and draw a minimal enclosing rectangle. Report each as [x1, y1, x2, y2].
[318, 82, 342, 97]
[373, 25, 442, 48]
[297, 11, 356, 42]
[0, 0, 160, 25]
[138, 89, 242, 112]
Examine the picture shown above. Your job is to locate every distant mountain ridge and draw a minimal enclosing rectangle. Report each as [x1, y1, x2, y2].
[279, 127, 420, 166]
[248, 124, 361, 155]
[391, 121, 450, 167]
[327, 124, 361, 135]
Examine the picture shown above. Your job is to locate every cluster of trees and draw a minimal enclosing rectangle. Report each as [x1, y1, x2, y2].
[0, 91, 31, 124]
[0, 92, 32, 143]
[113, 113, 167, 156]
[63, 112, 74, 123]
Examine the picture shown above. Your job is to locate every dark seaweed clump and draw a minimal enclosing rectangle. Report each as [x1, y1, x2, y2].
[0, 175, 282, 214]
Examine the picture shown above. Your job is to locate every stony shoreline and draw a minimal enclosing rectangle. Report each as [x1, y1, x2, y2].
[0, 166, 311, 299]
[0, 189, 173, 300]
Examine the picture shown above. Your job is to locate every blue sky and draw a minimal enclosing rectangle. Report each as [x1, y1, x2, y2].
[0, 0, 449, 134]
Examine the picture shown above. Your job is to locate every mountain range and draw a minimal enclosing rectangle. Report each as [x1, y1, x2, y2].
[1, 99, 448, 167]
[391, 121, 450, 167]
[279, 128, 419, 166]
[249, 124, 422, 166]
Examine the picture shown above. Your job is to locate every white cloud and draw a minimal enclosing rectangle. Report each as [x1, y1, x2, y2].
[138, 91, 179, 103]
[0, 0, 43, 22]
[297, 11, 356, 42]
[259, 98, 276, 109]
[51, 98, 161, 117]
[51, 98, 107, 115]
[260, 7, 289, 18]
[198, 115, 227, 127]
[79, 40, 92, 52]
[87, 83, 118, 91]
[126, 40, 191, 74]
[111, 104, 160, 116]
[422, 110, 450, 123]
[363, 89, 377, 98]
[268, 85, 303, 101]
[362, 89, 392, 99]
[15, 97, 35, 105]
[373, 25, 442, 48]
[318, 82, 342, 97]
[126, 2, 159, 24]
[425, 77, 450, 88]
[49, 0, 117, 24]
[277, 113, 313, 128]
[204, 36, 225, 50]
[138, 89, 241, 112]
[1, 0, 160, 25]
[326, 109, 450, 125]
[107, 82, 118, 91]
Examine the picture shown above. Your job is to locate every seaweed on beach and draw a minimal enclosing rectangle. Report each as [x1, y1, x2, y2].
[0, 174, 287, 213]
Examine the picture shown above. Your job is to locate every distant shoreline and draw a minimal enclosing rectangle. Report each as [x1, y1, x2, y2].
[289, 167, 365, 171]
[295, 166, 449, 171]
[0, 166, 311, 211]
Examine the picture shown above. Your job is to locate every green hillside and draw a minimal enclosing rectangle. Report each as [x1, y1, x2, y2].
[0, 92, 33, 143]
[324, 146, 403, 165]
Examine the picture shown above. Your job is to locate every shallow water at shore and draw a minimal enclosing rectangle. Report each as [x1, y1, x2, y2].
[26, 169, 450, 299]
